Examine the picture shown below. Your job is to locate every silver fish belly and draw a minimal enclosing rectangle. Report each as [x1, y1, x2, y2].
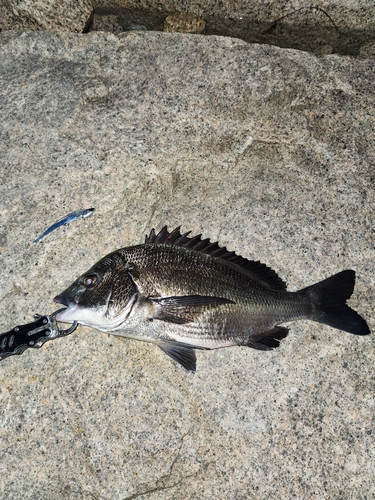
[54, 226, 370, 372]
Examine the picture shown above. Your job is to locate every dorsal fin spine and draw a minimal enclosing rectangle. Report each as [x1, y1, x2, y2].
[144, 226, 287, 291]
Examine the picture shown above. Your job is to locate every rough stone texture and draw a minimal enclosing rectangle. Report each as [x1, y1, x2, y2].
[360, 40, 375, 58]
[0, 31, 374, 499]
[2, 0, 374, 54]
[0, 0, 95, 32]
[97, 0, 375, 29]
[93, 0, 375, 55]
[163, 12, 205, 34]
[90, 13, 124, 34]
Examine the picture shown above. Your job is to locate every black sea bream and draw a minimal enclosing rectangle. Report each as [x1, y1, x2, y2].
[54, 227, 370, 371]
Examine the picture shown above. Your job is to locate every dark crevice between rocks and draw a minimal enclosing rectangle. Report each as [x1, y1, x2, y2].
[90, 6, 375, 56]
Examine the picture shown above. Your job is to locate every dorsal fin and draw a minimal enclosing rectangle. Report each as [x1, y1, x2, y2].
[145, 226, 287, 291]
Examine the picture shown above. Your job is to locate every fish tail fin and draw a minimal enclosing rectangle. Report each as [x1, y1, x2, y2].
[301, 270, 370, 335]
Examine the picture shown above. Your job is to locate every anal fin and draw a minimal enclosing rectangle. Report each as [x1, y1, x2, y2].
[245, 326, 289, 351]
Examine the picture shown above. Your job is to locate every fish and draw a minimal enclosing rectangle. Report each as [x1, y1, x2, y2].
[34, 208, 95, 243]
[54, 226, 370, 372]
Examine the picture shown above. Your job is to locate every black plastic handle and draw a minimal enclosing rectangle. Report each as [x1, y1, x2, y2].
[0, 312, 77, 361]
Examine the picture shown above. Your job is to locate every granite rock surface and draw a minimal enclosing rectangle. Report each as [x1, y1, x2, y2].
[97, 0, 375, 30]
[2, 0, 375, 55]
[0, 0, 95, 32]
[0, 31, 374, 499]
[95, 0, 375, 55]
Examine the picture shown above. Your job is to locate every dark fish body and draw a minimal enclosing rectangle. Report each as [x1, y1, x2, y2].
[54, 227, 370, 371]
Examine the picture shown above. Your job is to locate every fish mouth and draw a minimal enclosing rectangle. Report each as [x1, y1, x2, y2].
[53, 305, 81, 324]
[54, 294, 73, 308]
[53, 295, 77, 323]
[53, 295, 110, 327]
[52, 292, 138, 331]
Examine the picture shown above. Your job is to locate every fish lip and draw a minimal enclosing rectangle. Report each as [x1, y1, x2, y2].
[54, 294, 75, 307]
[54, 303, 81, 324]
[55, 308, 74, 324]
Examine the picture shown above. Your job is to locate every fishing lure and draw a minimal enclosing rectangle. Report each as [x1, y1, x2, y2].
[34, 208, 95, 243]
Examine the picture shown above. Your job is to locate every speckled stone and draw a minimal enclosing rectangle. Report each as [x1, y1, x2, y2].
[96, 0, 375, 55]
[0, 31, 374, 499]
[98, 0, 375, 32]
[163, 12, 206, 34]
[90, 13, 124, 34]
[0, 0, 95, 32]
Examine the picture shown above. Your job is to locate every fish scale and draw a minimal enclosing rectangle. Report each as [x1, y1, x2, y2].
[54, 226, 370, 372]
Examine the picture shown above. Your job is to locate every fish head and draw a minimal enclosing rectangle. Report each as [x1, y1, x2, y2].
[54, 252, 138, 331]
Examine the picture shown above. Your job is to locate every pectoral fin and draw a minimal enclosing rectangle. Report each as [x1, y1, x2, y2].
[151, 295, 234, 324]
[158, 341, 201, 372]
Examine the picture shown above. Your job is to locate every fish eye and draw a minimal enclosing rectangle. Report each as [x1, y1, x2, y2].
[83, 274, 98, 287]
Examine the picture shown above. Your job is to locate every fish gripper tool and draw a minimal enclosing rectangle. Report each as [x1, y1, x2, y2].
[0, 309, 78, 361]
